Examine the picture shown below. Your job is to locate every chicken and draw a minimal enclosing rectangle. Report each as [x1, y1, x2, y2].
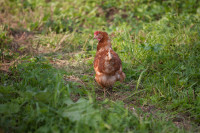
[93, 31, 125, 97]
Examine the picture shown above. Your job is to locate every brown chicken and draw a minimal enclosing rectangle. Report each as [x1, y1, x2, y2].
[93, 31, 125, 97]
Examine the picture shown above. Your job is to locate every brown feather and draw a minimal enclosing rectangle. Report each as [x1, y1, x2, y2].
[93, 31, 125, 88]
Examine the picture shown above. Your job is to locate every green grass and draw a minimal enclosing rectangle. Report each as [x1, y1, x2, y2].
[0, 58, 187, 133]
[0, 0, 200, 132]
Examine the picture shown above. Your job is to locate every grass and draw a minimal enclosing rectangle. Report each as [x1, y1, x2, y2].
[0, 0, 200, 132]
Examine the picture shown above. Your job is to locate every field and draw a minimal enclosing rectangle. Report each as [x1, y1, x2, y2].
[0, 0, 200, 132]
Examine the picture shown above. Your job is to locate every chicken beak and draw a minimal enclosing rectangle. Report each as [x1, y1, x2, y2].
[93, 35, 98, 39]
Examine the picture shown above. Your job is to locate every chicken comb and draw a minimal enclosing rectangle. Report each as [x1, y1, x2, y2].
[94, 31, 101, 35]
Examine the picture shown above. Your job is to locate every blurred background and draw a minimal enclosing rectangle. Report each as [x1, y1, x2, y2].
[1, 0, 200, 33]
